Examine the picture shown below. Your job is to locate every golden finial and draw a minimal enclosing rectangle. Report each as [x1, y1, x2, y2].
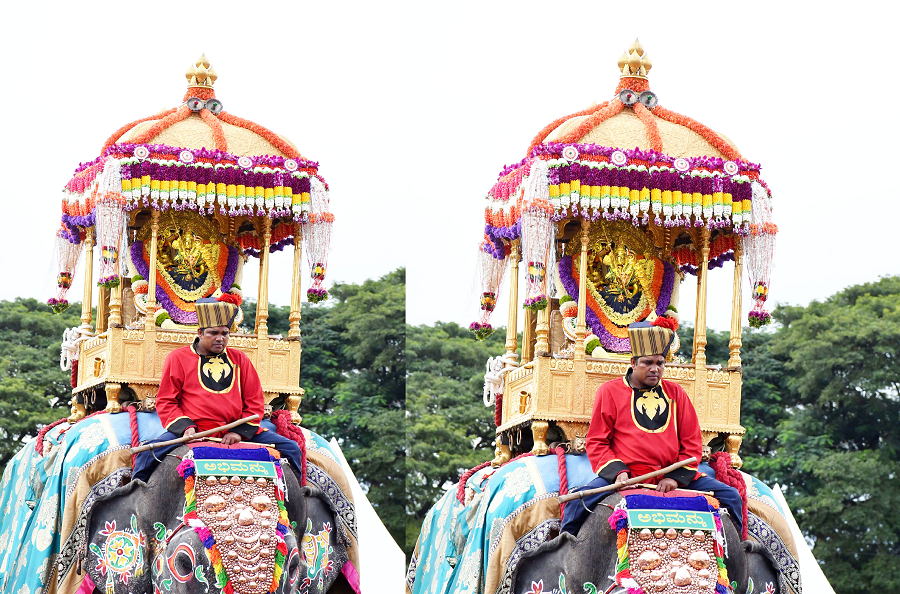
[186, 54, 217, 89]
[619, 39, 652, 80]
[627, 51, 642, 72]
[629, 38, 644, 56]
[195, 63, 208, 84]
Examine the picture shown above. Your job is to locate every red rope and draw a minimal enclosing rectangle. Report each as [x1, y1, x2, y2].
[126, 405, 140, 466]
[70, 360, 78, 389]
[456, 451, 535, 504]
[494, 395, 502, 427]
[269, 410, 307, 486]
[35, 408, 109, 456]
[35, 418, 68, 455]
[556, 447, 569, 516]
[709, 452, 749, 540]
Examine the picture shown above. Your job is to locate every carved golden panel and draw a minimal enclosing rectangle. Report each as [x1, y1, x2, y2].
[708, 385, 728, 423]
[124, 344, 143, 376]
[549, 373, 571, 413]
[268, 352, 288, 385]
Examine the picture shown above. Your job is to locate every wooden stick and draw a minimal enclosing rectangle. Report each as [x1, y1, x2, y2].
[631, 483, 713, 496]
[130, 414, 260, 454]
[558, 457, 697, 504]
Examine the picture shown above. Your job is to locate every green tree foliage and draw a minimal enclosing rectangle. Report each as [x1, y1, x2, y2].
[243, 270, 406, 548]
[405, 322, 505, 553]
[319, 269, 406, 549]
[760, 276, 900, 593]
[0, 298, 82, 468]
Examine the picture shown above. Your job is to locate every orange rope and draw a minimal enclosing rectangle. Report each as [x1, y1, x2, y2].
[199, 108, 228, 152]
[556, 100, 625, 144]
[526, 102, 608, 157]
[633, 102, 662, 151]
[217, 112, 301, 159]
[652, 106, 741, 161]
[129, 106, 192, 145]
[101, 108, 180, 151]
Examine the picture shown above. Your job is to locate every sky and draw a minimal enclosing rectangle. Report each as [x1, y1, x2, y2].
[1, 1, 898, 337]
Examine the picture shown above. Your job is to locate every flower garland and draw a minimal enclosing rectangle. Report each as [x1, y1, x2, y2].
[673, 234, 736, 275]
[237, 221, 298, 256]
[743, 181, 777, 327]
[304, 178, 334, 304]
[48, 230, 83, 312]
[469, 240, 510, 339]
[483, 143, 762, 258]
[60, 144, 325, 236]
[652, 105, 741, 162]
[177, 454, 291, 594]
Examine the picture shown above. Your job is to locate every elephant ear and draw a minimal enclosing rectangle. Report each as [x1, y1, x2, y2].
[84, 480, 154, 594]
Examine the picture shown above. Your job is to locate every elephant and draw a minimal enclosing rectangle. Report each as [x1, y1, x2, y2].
[406, 450, 799, 594]
[83, 444, 356, 594]
[509, 492, 783, 594]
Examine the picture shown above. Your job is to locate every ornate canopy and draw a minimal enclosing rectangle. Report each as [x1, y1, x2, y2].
[472, 40, 776, 345]
[50, 55, 334, 317]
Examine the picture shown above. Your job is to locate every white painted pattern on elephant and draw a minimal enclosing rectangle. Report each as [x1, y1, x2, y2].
[16, 583, 30, 594]
[32, 494, 59, 551]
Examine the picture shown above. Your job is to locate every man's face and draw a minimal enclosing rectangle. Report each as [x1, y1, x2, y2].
[631, 355, 666, 389]
[197, 326, 230, 355]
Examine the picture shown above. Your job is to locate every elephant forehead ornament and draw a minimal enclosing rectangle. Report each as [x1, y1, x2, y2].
[609, 500, 730, 594]
[197, 474, 280, 594]
[630, 528, 718, 593]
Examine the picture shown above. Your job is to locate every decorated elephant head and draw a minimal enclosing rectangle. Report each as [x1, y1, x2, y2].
[84, 446, 351, 594]
[509, 493, 784, 594]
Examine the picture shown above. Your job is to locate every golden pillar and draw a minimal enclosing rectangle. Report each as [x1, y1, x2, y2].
[728, 241, 744, 369]
[256, 217, 272, 337]
[80, 233, 95, 334]
[96, 287, 108, 334]
[108, 280, 123, 327]
[505, 242, 520, 362]
[144, 211, 160, 331]
[574, 218, 590, 361]
[694, 228, 711, 367]
[288, 224, 303, 338]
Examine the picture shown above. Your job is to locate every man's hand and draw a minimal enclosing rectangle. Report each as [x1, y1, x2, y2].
[615, 472, 629, 486]
[183, 427, 197, 439]
[657, 478, 678, 493]
[221, 432, 242, 445]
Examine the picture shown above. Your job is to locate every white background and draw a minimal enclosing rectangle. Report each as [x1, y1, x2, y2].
[1, 1, 898, 335]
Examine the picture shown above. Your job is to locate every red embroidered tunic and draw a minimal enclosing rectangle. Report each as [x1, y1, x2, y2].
[156, 342, 263, 439]
[585, 372, 702, 486]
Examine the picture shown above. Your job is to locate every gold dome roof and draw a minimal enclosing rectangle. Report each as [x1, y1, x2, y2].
[102, 55, 305, 160]
[528, 39, 742, 162]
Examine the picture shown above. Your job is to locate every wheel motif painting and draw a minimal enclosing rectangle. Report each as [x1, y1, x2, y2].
[89, 515, 146, 589]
